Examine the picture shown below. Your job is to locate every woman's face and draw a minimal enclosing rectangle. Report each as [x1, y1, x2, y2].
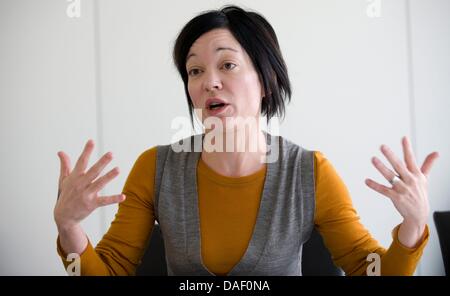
[186, 28, 264, 130]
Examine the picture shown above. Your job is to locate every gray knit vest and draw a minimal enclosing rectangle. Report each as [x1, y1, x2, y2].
[153, 132, 315, 276]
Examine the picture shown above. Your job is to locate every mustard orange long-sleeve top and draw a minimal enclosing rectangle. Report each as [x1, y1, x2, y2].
[57, 147, 429, 275]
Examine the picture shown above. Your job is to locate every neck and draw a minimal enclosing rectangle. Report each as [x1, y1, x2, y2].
[201, 125, 267, 177]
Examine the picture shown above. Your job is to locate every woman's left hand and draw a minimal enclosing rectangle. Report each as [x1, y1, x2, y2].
[365, 136, 439, 247]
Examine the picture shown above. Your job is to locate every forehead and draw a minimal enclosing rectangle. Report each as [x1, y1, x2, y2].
[187, 29, 242, 58]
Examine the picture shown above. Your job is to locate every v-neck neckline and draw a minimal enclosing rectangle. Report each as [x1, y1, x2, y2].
[184, 131, 279, 276]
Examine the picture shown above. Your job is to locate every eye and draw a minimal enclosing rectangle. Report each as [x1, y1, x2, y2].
[223, 62, 236, 71]
[188, 68, 202, 77]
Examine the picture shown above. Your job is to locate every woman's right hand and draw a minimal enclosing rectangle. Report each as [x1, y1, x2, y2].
[54, 139, 126, 230]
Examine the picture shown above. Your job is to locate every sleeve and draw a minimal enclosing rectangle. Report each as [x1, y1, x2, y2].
[313, 151, 429, 276]
[56, 146, 158, 275]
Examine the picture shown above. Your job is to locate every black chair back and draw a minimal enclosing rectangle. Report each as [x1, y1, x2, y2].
[433, 211, 450, 276]
[136, 223, 344, 276]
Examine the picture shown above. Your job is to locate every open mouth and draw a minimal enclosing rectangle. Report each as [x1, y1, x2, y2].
[208, 102, 228, 110]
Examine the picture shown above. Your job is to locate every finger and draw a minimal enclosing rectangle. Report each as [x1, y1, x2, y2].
[73, 139, 95, 174]
[86, 167, 120, 194]
[82, 151, 113, 186]
[421, 151, 440, 177]
[57, 151, 72, 179]
[365, 178, 396, 199]
[372, 155, 409, 193]
[95, 194, 126, 208]
[371, 156, 398, 183]
[57, 151, 72, 198]
[402, 136, 420, 173]
[380, 144, 413, 182]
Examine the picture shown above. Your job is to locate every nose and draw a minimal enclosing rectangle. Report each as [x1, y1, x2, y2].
[203, 71, 222, 92]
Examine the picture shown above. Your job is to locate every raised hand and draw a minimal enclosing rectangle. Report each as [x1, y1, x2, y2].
[365, 136, 439, 247]
[54, 139, 126, 230]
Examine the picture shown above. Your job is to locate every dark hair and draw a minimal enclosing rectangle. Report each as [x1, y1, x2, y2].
[172, 5, 292, 127]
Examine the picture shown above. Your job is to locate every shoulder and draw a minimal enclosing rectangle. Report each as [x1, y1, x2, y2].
[313, 150, 328, 167]
[127, 146, 159, 178]
[312, 150, 342, 179]
[276, 135, 335, 182]
[312, 150, 352, 206]
[311, 150, 340, 185]
[135, 146, 158, 165]
[120, 146, 159, 205]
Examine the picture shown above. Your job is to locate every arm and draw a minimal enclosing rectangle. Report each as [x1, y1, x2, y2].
[57, 224, 88, 257]
[313, 151, 429, 276]
[365, 137, 438, 249]
[56, 146, 158, 275]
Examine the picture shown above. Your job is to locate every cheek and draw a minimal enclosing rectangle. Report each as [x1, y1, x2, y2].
[239, 74, 262, 108]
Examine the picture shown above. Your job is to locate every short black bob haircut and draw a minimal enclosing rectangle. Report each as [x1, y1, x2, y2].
[172, 5, 292, 127]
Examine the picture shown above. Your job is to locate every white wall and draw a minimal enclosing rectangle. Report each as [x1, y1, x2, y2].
[0, 0, 102, 275]
[409, 0, 450, 276]
[0, 0, 448, 275]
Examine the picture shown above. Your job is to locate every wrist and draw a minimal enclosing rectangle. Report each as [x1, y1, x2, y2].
[398, 219, 427, 248]
[402, 217, 427, 230]
[56, 221, 80, 234]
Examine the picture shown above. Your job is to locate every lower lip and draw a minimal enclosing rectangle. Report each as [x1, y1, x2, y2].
[206, 104, 230, 116]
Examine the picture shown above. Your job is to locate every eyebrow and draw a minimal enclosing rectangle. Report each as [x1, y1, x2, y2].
[186, 47, 239, 63]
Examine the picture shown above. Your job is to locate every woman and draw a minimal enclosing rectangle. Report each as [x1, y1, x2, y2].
[54, 5, 439, 276]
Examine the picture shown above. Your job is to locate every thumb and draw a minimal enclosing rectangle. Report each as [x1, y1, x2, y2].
[95, 194, 127, 208]
[420, 152, 439, 177]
